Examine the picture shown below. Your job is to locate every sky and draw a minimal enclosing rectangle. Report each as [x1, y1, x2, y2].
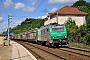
[0, 0, 90, 33]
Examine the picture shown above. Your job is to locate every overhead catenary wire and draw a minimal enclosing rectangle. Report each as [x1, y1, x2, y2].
[26, 0, 38, 17]
[0, 0, 25, 19]
[1, 0, 44, 20]
[10, 0, 42, 20]
[12, 0, 38, 18]
[11, 16, 27, 17]
[0, 0, 44, 28]
[17, 0, 44, 21]
[1, 0, 44, 17]
[1, 0, 12, 46]
[27, 0, 44, 17]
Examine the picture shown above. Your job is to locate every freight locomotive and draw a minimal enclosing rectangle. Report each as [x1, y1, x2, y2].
[11, 23, 68, 46]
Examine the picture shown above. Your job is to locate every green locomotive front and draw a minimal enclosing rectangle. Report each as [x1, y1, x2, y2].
[49, 25, 68, 46]
[36, 24, 68, 46]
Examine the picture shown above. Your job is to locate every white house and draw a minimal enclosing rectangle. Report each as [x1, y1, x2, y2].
[44, 5, 87, 26]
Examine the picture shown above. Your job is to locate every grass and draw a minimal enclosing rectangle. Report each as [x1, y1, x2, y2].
[84, 45, 90, 49]
[68, 42, 90, 49]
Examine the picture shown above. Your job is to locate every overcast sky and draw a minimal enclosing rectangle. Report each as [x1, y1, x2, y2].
[0, 0, 90, 33]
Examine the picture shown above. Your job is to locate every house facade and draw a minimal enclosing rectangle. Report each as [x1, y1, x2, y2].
[44, 5, 87, 26]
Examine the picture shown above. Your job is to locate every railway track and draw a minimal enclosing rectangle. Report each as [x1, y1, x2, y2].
[16, 40, 67, 60]
[21, 43, 45, 60]
[66, 46, 90, 52]
[14, 40, 90, 60]
[15, 40, 45, 60]
[59, 46, 90, 58]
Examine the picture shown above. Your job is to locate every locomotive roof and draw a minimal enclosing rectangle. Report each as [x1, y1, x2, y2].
[44, 23, 64, 27]
[38, 23, 64, 30]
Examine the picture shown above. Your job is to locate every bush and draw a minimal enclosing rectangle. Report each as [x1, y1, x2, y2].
[85, 32, 90, 45]
[65, 18, 90, 45]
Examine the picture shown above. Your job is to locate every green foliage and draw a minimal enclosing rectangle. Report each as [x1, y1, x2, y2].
[72, 0, 86, 7]
[65, 18, 90, 45]
[10, 18, 44, 34]
[69, 0, 90, 45]
[86, 12, 90, 28]
[85, 32, 90, 45]
[77, 6, 89, 13]
[65, 18, 79, 43]
[79, 24, 87, 37]
[65, 18, 78, 33]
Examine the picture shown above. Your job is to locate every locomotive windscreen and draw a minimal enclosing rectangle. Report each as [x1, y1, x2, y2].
[52, 26, 64, 32]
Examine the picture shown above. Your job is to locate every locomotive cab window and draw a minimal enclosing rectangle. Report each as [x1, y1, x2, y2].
[52, 26, 64, 32]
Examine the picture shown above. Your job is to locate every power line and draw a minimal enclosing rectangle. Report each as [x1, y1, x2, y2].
[26, 0, 38, 17]
[0, 0, 8, 15]
[0, 15, 27, 17]
[30, 0, 44, 17]
[19, 0, 44, 21]
[27, 0, 44, 17]
[12, 0, 39, 20]
[0, 0, 44, 26]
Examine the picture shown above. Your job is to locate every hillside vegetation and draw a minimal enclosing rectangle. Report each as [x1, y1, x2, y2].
[10, 18, 44, 34]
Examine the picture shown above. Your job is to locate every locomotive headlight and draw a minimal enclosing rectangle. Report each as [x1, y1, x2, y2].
[51, 37, 55, 39]
[53, 37, 54, 38]
[65, 36, 66, 38]
[64, 34, 66, 38]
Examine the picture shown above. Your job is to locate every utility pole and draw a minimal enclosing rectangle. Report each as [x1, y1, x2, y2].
[56, 10, 58, 24]
[8, 15, 12, 46]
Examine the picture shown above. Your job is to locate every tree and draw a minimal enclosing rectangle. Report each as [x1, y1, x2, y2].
[77, 6, 88, 13]
[10, 18, 44, 34]
[72, 0, 86, 7]
[65, 18, 78, 32]
[65, 18, 79, 42]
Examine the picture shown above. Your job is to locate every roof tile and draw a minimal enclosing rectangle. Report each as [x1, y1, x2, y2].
[49, 5, 87, 15]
